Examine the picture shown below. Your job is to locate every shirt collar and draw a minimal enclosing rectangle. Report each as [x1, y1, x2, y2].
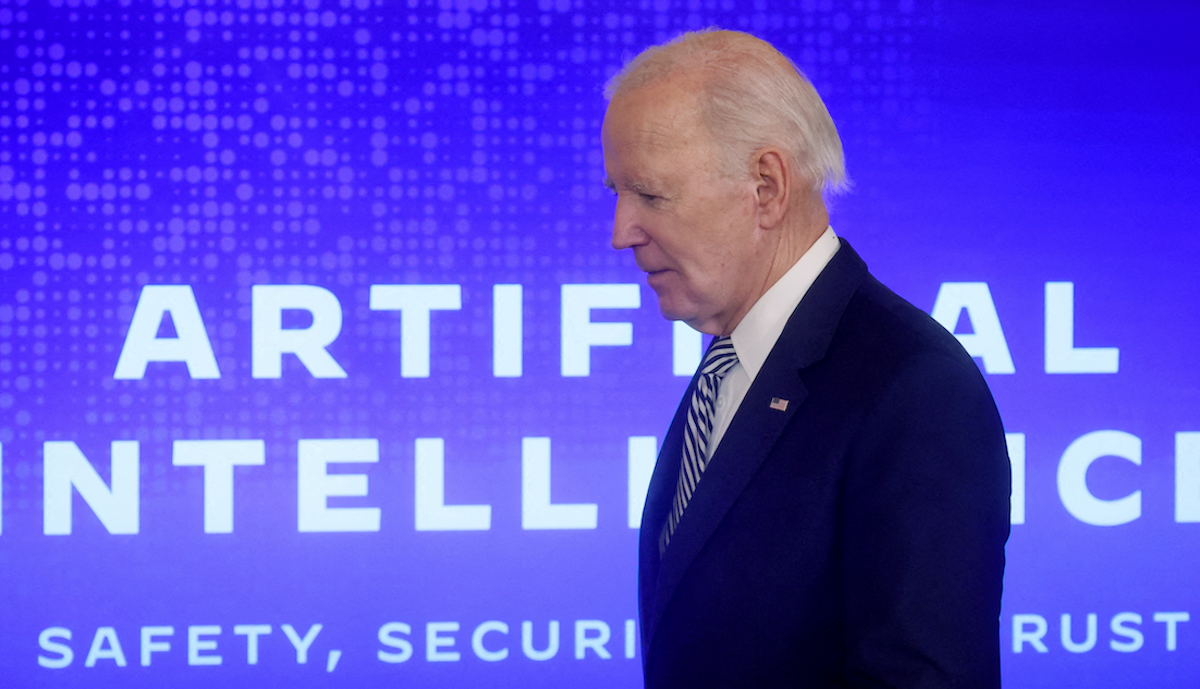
[729, 226, 840, 383]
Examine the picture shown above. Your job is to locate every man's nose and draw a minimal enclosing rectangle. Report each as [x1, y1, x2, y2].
[611, 197, 646, 250]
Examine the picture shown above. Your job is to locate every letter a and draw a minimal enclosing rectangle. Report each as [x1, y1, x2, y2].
[930, 282, 1014, 374]
[114, 285, 220, 379]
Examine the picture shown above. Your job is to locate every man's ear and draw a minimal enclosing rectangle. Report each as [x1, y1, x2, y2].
[754, 149, 790, 229]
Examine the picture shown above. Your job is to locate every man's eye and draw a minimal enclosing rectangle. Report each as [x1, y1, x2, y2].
[639, 192, 660, 202]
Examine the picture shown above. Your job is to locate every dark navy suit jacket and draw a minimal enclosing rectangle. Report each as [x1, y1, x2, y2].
[639, 240, 1010, 688]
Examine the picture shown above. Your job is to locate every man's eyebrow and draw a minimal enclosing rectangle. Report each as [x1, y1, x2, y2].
[602, 176, 616, 191]
[630, 181, 664, 198]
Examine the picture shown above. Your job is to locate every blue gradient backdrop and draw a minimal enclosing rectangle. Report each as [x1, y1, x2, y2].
[1, 0, 1197, 686]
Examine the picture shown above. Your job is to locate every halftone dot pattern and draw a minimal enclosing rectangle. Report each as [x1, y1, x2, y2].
[0, 0, 929, 513]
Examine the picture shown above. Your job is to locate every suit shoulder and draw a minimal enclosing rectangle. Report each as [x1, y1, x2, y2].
[830, 274, 989, 392]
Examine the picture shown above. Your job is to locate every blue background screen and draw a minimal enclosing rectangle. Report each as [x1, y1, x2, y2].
[1, 0, 1197, 686]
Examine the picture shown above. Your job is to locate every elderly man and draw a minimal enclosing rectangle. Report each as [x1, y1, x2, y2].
[602, 30, 1010, 688]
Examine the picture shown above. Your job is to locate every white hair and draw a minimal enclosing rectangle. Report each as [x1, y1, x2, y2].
[605, 29, 848, 194]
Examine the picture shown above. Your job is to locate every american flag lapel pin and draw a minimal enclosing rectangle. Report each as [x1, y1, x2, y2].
[769, 397, 789, 411]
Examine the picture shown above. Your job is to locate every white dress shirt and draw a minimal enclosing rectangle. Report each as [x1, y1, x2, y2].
[705, 226, 840, 461]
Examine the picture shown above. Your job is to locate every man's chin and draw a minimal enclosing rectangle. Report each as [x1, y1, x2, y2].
[652, 296, 687, 323]
[654, 299, 703, 332]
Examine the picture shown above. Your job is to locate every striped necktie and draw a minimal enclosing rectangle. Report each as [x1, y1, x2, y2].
[661, 336, 739, 554]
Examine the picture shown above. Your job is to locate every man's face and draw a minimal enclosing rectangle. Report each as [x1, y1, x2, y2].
[601, 79, 767, 336]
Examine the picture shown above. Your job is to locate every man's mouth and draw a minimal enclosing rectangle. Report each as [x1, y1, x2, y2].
[638, 262, 670, 276]
[644, 269, 673, 288]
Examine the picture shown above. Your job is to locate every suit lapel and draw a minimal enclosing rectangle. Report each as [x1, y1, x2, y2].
[641, 239, 869, 648]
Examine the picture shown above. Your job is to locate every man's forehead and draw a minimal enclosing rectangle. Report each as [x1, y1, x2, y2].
[606, 80, 708, 154]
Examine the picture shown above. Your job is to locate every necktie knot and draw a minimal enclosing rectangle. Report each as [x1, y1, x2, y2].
[700, 336, 738, 378]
